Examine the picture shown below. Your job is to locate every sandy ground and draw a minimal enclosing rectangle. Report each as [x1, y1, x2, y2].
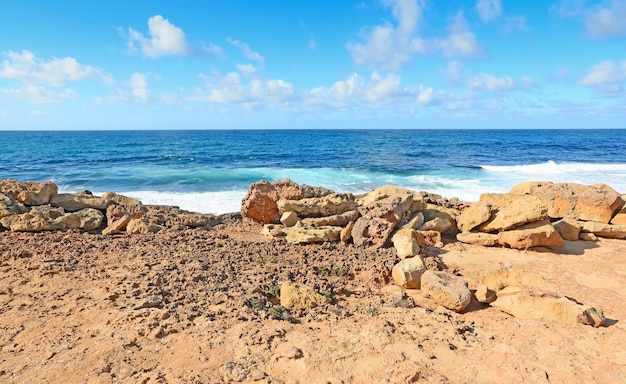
[1, 213, 625, 383]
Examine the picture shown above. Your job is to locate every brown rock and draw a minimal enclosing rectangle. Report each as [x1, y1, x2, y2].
[0, 192, 26, 219]
[0, 179, 58, 206]
[491, 285, 605, 327]
[106, 204, 148, 223]
[127, 218, 164, 235]
[0, 206, 103, 232]
[456, 232, 498, 247]
[417, 230, 443, 247]
[420, 271, 472, 312]
[580, 221, 626, 239]
[478, 194, 548, 232]
[280, 211, 298, 227]
[283, 223, 342, 244]
[420, 217, 453, 233]
[300, 210, 360, 227]
[553, 218, 581, 241]
[391, 227, 423, 258]
[280, 281, 331, 310]
[391, 256, 426, 289]
[340, 221, 354, 243]
[352, 193, 415, 248]
[356, 185, 426, 213]
[456, 200, 493, 233]
[102, 192, 142, 206]
[497, 220, 565, 249]
[475, 285, 497, 304]
[579, 232, 598, 241]
[50, 192, 108, 212]
[241, 179, 332, 224]
[510, 181, 623, 223]
[401, 211, 425, 230]
[102, 213, 131, 236]
[278, 193, 357, 218]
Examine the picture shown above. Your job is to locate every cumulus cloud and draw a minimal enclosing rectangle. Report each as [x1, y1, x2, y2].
[468, 73, 516, 91]
[579, 60, 626, 85]
[551, 0, 626, 38]
[586, 0, 626, 38]
[435, 12, 483, 58]
[127, 15, 222, 58]
[306, 71, 436, 108]
[476, 0, 502, 22]
[347, 0, 427, 70]
[227, 38, 265, 66]
[0, 50, 109, 86]
[194, 66, 295, 107]
[130, 73, 150, 102]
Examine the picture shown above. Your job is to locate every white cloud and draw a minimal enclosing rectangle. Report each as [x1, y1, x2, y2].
[194, 66, 295, 107]
[130, 73, 150, 102]
[442, 60, 464, 83]
[1, 84, 78, 103]
[236, 63, 260, 77]
[435, 12, 483, 58]
[306, 71, 435, 108]
[503, 16, 528, 31]
[579, 60, 626, 85]
[0, 50, 109, 86]
[347, 0, 427, 70]
[551, 0, 626, 39]
[227, 38, 265, 66]
[476, 0, 502, 22]
[468, 73, 516, 90]
[586, 0, 626, 38]
[126, 15, 223, 58]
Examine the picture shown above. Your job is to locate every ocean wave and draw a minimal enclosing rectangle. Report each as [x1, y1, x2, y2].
[481, 161, 626, 175]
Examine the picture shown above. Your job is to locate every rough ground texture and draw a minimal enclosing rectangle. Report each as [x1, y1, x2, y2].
[1, 214, 625, 383]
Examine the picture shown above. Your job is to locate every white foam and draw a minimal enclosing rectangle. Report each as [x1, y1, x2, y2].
[105, 190, 247, 215]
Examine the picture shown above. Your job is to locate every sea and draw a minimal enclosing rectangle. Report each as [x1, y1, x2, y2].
[1, 129, 625, 215]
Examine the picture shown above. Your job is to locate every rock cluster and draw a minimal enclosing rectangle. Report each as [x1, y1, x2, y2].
[0, 179, 214, 235]
[455, 181, 626, 249]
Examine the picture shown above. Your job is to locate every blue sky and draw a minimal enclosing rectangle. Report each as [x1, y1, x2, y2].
[0, 0, 625, 130]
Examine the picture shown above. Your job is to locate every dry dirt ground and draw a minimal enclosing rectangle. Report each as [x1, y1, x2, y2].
[1, 214, 625, 383]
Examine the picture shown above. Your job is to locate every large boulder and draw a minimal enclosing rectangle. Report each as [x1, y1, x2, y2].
[420, 271, 472, 312]
[509, 181, 624, 223]
[456, 200, 492, 233]
[278, 193, 357, 217]
[356, 185, 426, 213]
[352, 193, 415, 248]
[126, 218, 164, 235]
[106, 204, 148, 224]
[497, 220, 565, 249]
[478, 194, 548, 232]
[283, 223, 342, 244]
[50, 192, 108, 212]
[391, 227, 424, 258]
[0, 192, 27, 219]
[391, 256, 426, 289]
[491, 285, 605, 327]
[0, 179, 58, 206]
[280, 281, 331, 310]
[241, 179, 332, 224]
[580, 221, 626, 239]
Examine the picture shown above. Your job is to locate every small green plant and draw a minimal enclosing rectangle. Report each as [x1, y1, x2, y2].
[269, 255, 278, 263]
[268, 305, 288, 320]
[248, 298, 264, 311]
[267, 285, 280, 297]
[366, 306, 379, 317]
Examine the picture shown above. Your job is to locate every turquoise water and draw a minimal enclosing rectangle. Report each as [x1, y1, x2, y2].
[1, 129, 625, 214]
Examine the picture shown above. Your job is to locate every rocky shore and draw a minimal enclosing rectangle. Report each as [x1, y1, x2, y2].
[1, 178, 625, 383]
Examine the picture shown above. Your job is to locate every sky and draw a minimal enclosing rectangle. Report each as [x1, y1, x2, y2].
[0, 0, 625, 130]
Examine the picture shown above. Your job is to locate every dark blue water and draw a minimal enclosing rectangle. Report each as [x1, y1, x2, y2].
[1, 129, 625, 213]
